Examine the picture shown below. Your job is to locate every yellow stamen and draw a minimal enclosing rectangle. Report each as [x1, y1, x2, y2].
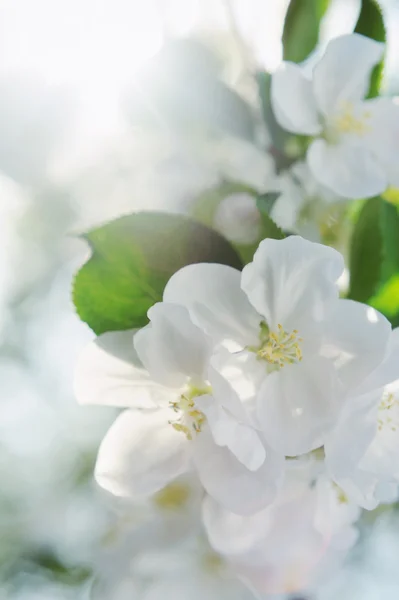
[253, 323, 303, 369]
[168, 385, 210, 440]
[153, 481, 191, 510]
[333, 101, 371, 136]
[378, 392, 399, 432]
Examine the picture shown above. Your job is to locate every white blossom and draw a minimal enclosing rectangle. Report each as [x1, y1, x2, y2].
[74, 302, 283, 515]
[271, 34, 399, 198]
[271, 161, 347, 240]
[202, 460, 359, 596]
[164, 235, 391, 456]
[325, 328, 399, 509]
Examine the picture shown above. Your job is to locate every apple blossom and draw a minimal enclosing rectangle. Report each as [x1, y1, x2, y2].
[271, 33, 399, 198]
[164, 235, 391, 456]
[325, 328, 399, 509]
[74, 302, 283, 515]
[202, 460, 359, 597]
[271, 161, 347, 241]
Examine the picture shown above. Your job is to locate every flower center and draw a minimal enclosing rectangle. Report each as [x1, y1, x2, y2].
[250, 322, 303, 370]
[378, 392, 399, 432]
[332, 481, 348, 504]
[326, 101, 371, 142]
[169, 385, 211, 440]
[153, 481, 191, 510]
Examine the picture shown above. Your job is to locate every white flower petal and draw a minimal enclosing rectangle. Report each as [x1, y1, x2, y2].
[195, 395, 265, 471]
[202, 495, 271, 557]
[271, 62, 322, 135]
[362, 97, 399, 187]
[325, 391, 379, 479]
[313, 33, 385, 116]
[95, 408, 191, 498]
[314, 476, 361, 538]
[330, 471, 381, 510]
[214, 193, 261, 245]
[208, 366, 248, 421]
[357, 329, 399, 395]
[323, 391, 387, 509]
[270, 172, 304, 231]
[321, 300, 391, 393]
[163, 263, 260, 347]
[257, 357, 338, 456]
[74, 330, 167, 409]
[241, 235, 343, 333]
[307, 138, 387, 198]
[134, 303, 211, 388]
[193, 430, 283, 515]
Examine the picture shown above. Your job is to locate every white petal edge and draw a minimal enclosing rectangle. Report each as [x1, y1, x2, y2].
[163, 263, 261, 347]
[362, 97, 399, 188]
[321, 300, 391, 393]
[134, 303, 212, 388]
[271, 62, 322, 135]
[195, 395, 266, 471]
[257, 357, 339, 456]
[202, 495, 272, 557]
[74, 330, 167, 409]
[193, 430, 284, 515]
[307, 138, 387, 199]
[241, 235, 343, 332]
[312, 33, 384, 116]
[95, 408, 191, 498]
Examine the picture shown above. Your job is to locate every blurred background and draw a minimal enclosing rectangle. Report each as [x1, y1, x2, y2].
[2, 0, 399, 598]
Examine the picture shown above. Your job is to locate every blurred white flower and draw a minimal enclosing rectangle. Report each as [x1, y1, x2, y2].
[92, 529, 254, 600]
[213, 193, 261, 244]
[272, 34, 399, 198]
[57, 126, 276, 231]
[202, 460, 359, 597]
[271, 161, 347, 240]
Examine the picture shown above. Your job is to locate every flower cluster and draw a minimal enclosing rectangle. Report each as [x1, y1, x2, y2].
[75, 233, 399, 595]
[71, 28, 399, 598]
[271, 33, 399, 200]
[212, 33, 399, 248]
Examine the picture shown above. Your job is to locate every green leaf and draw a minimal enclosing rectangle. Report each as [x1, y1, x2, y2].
[256, 194, 286, 241]
[379, 200, 399, 282]
[257, 192, 280, 216]
[282, 0, 331, 63]
[354, 0, 385, 98]
[73, 212, 242, 335]
[382, 187, 399, 207]
[256, 71, 291, 156]
[371, 275, 399, 318]
[348, 196, 382, 302]
[371, 200, 399, 323]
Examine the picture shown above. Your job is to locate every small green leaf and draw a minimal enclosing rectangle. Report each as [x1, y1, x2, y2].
[73, 212, 242, 334]
[348, 196, 382, 302]
[283, 0, 331, 63]
[256, 195, 286, 241]
[354, 0, 385, 97]
[257, 192, 280, 216]
[256, 71, 291, 157]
